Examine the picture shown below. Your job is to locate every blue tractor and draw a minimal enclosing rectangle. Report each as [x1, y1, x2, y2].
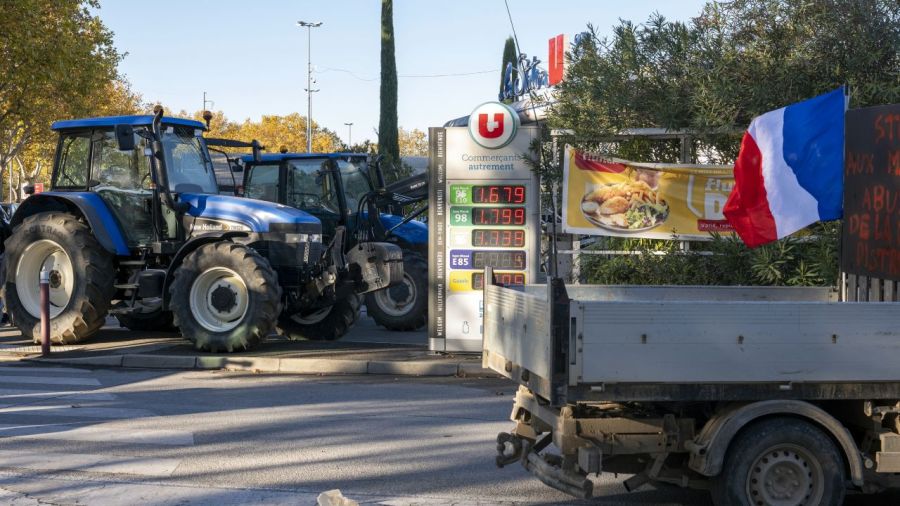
[238, 152, 429, 332]
[1, 107, 402, 351]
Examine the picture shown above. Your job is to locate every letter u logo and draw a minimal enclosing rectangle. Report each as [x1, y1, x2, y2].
[478, 113, 505, 139]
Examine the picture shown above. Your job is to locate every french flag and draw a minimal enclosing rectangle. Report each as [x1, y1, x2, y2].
[724, 88, 847, 248]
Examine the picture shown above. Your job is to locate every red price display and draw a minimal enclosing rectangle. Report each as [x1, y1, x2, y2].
[471, 229, 526, 247]
[472, 272, 525, 290]
[472, 250, 526, 270]
[472, 207, 526, 226]
[472, 185, 526, 204]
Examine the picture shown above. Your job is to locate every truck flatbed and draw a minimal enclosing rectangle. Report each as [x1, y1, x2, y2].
[483, 275, 900, 404]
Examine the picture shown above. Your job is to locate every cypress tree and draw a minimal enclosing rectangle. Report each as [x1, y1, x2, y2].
[500, 36, 517, 101]
[378, 0, 400, 163]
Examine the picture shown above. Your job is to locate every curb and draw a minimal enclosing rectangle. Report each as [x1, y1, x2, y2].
[21, 353, 500, 378]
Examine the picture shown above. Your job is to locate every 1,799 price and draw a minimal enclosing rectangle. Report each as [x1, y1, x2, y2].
[450, 207, 526, 226]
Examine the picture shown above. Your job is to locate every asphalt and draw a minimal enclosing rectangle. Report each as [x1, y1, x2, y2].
[0, 311, 494, 378]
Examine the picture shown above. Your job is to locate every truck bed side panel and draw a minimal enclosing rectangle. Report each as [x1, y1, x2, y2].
[578, 300, 900, 383]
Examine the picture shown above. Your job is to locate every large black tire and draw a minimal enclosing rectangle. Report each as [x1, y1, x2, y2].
[116, 309, 177, 332]
[709, 418, 846, 506]
[278, 294, 360, 341]
[364, 250, 427, 331]
[169, 242, 281, 352]
[2, 212, 115, 344]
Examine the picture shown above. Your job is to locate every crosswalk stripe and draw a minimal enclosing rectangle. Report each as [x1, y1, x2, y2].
[0, 423, 194, 446]
[0, 404, 153, 419]
[0, 375, 101, 386]
[0, 366, 95, 375]
[0, 449, 182, 477]
[0, 389, 117, 402]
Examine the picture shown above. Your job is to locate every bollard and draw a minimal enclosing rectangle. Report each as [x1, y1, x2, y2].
[40, 267, 50, 357]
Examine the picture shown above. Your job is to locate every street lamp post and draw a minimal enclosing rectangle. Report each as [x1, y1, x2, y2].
[297, 20, 322, 153]
[344, 122, 353, 148]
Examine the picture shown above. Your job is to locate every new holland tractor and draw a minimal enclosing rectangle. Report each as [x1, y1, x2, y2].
[1, 107, 402, 351]
[238, 152, 428, 332]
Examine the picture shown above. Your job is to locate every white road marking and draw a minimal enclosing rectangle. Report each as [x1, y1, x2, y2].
[0, 366, 94, 374]
[0, 423, 194, 446]
[0, 389, 117, 402]
[0, 404, 153, 419]
[0, 375, 100, 386]
[0, 450, 181, 477]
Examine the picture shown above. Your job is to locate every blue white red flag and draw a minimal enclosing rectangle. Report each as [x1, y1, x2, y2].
[723, 88, 847, 248]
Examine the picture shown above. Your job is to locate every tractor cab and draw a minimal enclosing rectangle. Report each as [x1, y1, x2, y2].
[241, 153, 374, 244]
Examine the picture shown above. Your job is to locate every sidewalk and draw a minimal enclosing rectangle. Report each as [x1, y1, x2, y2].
[0, 316, 496, 378]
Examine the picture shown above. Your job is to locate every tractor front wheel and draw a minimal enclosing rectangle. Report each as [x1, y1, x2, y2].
[365, 250, 427, 331]
[2, 212, 115, 344]
[170, 242, 281, 352]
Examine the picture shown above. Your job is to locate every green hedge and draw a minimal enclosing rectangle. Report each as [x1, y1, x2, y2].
[581, 222, 840, 287]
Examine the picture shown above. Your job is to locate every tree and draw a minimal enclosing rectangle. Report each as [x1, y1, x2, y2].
[378, 0, 400, 162]
[552, 1, 900, 163]
[499, 36, 517, 101]
[398, 127, 427, 157]
[548, 0, 900, 286]
[186, 110, 342, 155]
[0, 0, 122, 196]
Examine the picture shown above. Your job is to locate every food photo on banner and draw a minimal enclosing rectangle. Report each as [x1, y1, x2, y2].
[561, 148, 735, 240]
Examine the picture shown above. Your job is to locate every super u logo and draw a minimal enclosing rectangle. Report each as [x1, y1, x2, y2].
[468, 102, 518, 149]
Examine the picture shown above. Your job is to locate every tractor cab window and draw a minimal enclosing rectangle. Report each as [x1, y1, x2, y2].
[54, 131, 92, 188]
[245, 163, 279, 202]
[91, 129, 154, 246]
[287, 159, 339, 214]
[162, 126, 218, 194]
[336, 158, 373, 213]
[91, 130, 149, 190]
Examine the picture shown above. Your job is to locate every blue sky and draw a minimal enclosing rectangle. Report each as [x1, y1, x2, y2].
[98, 0, 709, 145]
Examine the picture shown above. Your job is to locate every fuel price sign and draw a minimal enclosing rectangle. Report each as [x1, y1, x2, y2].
[428, 102, 540, 353]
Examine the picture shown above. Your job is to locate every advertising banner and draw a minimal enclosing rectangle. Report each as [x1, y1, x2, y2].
[562, 147, 736, 240]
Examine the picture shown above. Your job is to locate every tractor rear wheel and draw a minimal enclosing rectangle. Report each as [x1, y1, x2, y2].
[2, 212, 115, 344]
[365, 250, 427, 331]
[278, 294, 360, 341]
[169, 242, 281, 352]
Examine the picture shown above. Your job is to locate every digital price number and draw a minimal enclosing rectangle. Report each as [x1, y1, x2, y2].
[472, 272, 525, 290]
[472, 229, 525, 247]
[450, 250, 526, 270]
[472, 185, 526, 204]
[450, 207, 526, 226]
[449, 184, 526, 205]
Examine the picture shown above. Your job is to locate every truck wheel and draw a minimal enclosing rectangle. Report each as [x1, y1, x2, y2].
[709, 418, 846, 506]
[116, 309, 177, 332]
[170, 242, 281, 352]
[2, 212, 115, 344]
[279, 294, 360, 341]
[365, 250, 427, 331]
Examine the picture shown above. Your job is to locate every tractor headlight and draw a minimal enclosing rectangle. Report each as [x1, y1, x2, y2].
[284, 233, 322, 244]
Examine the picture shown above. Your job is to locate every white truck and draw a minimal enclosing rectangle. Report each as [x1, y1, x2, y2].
[482, 267, 900, 505]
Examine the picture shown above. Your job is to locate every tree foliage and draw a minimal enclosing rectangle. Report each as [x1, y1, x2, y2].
[398, 127, 427, 157]
[0, 0, 124, 196]
[548, 0, 899, 287]
[378, 0, 399, 162]
[195, 110, 342, 154]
